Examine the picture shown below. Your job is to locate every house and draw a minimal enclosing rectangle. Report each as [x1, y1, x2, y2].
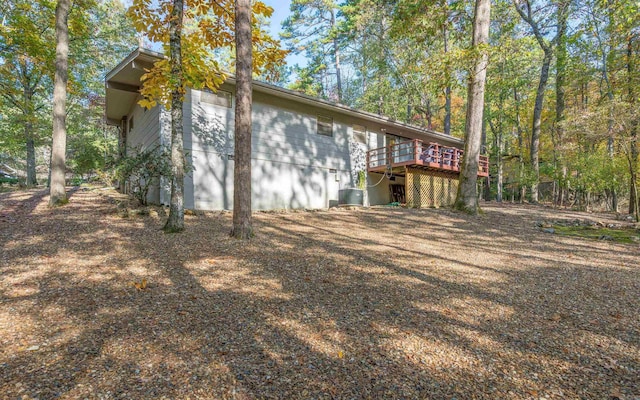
[105, 48, 488, 210]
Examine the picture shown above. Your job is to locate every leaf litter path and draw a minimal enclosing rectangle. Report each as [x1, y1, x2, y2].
[0, 188, 638, 399]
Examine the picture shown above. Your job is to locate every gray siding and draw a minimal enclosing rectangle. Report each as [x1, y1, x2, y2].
[126, 93, 196, 208]
[188, 87, 234, 210]
[181, 91, 195, 209]
[126, 104, 161, 204]
[128, 86, 436, 210]
[187, 87, 354, 211]
[127, 104, 160, 150]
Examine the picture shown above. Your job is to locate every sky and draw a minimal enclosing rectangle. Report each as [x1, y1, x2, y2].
[126, 0, 305, 72]
[262, 0, 308, 69]
[263, 0, 292, 37]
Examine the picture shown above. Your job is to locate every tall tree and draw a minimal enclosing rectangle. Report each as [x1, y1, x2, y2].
[281, 0, 343, 102]
[454, 0, 490, 214]
[0, 0, 54, 186]
[49, 0, 71, 206]
[2, 0, 116, 188]
[231, 0, 253, 239]
[628, 34, 638, 218]
[552, 0, 569, 206]
[513, 0, 566, 203]
[390, 0, 464, 134]
[163, 0, 186, 232]
[129, 0, 284, 231]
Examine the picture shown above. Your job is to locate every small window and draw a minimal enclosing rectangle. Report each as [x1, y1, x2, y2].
[352, 124, 366, 144]
[129, 116, 134, 131]
[317, 115, 333, 137]
[201, 89, 232, 108]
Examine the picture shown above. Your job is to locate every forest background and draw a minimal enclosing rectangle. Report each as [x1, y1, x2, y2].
[1, 0, 638, 217]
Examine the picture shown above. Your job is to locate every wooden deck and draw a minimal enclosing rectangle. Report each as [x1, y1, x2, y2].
[366, 139, 489, 177]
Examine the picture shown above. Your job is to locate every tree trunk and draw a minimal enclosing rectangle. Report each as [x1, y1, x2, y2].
[21, 83, 38, 187]
[597, 1, 618, 212]
[628, 150, 639, 221]
[49, 0, 71, 206]
[231, 0, 254, 239]
[513, 1, 564, 203]
[453, 0, 490, 215]
[627, 35, 638, 216]
[497, 139, 503, 202]
[488, 104, 503, 203]
[163, 0, 186, 233]
[629, 133, 638, 219]
[25, 125, 37, 187]
[443, 25, 451, 135]
[513, 88, 526, 202]
[555, 5, 567, 208]
[330, 9, 342, 102]
[494, 123, 503, 203]
[530, 49, 552, 203]
[424, 98, 433, 130]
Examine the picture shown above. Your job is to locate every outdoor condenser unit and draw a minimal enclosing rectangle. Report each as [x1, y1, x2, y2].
[338, 188, 364, 206]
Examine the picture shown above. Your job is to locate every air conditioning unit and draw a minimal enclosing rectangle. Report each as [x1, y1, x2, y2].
[338, 188, 364, 206]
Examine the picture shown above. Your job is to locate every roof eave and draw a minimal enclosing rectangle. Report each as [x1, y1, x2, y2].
[226, 77, 463, 145]
[104, 50, 462, 145]
[105, 47, 165, 83]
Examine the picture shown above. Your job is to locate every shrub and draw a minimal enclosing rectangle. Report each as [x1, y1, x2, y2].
[114, 146, 172, 205]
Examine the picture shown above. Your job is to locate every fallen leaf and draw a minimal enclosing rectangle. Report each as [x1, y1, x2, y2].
[132, 278, 148, 290]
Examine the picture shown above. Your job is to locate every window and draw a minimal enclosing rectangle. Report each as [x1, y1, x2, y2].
[317, 115, 333, 137]
[352, 124, 366, 144]
[201, 89, 232, 108]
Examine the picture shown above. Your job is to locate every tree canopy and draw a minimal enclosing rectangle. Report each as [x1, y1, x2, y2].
[0, 0, 637, 218]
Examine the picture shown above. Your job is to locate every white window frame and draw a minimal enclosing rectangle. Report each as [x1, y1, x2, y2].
[352, 124, 366, 144]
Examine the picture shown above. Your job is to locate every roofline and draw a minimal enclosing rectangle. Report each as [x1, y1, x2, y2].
[105, 47, 165, 83]
[105, 49, 462, 144]
[246, 79, 462, 145]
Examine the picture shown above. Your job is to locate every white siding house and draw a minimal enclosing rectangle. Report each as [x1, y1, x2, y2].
[105, 49, 467, 210]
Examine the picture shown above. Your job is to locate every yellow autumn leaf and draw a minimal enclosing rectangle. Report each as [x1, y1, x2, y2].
[128, 0, 285, 109]
[131, 278, 148, 290]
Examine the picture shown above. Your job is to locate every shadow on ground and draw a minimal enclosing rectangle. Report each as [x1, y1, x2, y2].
[0, 188, 638, 399]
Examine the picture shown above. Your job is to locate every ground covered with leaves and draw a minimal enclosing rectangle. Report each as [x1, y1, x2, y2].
[1, 187, 638, 399]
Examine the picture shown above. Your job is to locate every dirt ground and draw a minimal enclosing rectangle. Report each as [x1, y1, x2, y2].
[1, 187, 638, 399]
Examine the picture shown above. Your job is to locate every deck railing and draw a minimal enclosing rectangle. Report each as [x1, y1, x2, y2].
[366, 139, 489, 177]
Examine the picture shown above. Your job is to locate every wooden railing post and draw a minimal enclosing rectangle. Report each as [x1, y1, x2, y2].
[452, 149, 458, 171]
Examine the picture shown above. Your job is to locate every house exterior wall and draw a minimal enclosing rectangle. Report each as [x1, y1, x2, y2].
[188, 86, 234, 210]
[368, 175, 406, 205]
[126, 104, 162, 204]
[187, 86, 360, 211]
[127, 103, 161, 150]
[125, 86, 448, 210]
